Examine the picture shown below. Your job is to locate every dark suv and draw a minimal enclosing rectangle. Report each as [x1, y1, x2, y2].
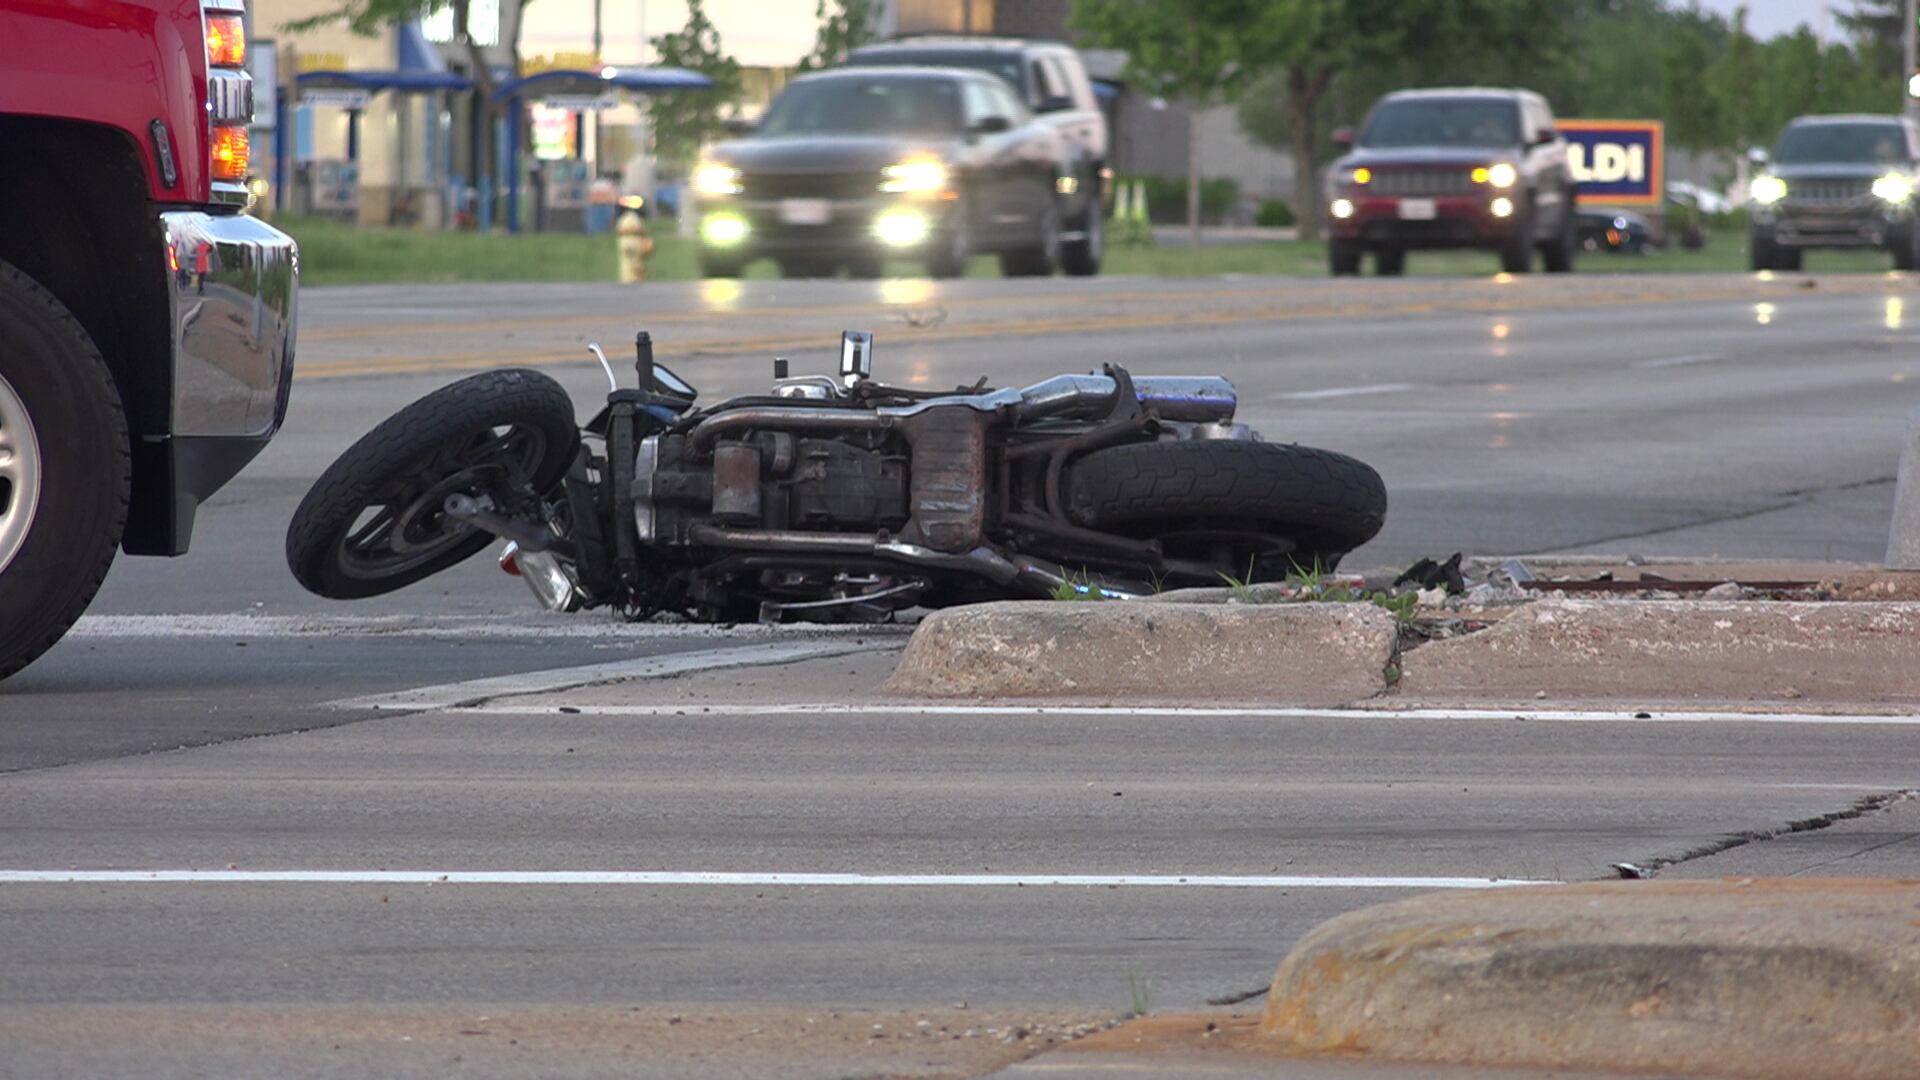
[1325, 88, 1577, 276]
[1747, 115, 1920, 271]
[846, 35, 1107, 275]
[693, 67, 1074, 279]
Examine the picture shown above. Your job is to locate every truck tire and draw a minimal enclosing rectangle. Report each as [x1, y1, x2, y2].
[1539, 201, 1577, 273]
[1499, 204, 1535, 274]
[1749, 231, 1777, 271]
[1000, 203, 1062, 277]
[1060, 196, 1105, 277]
[1894, 227, 1920, 272]
[0, 259, 130, 681]
[1061, 440, 1386, 576]
[1328, 239, 1362, 276]
[286, 368, 579, 600]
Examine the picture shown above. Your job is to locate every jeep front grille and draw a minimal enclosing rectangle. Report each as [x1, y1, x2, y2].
[1371, 170, 1476, 197]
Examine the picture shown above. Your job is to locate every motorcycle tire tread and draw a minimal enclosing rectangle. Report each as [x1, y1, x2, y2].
[1061, 440, 1387, 560]
[286, 368, 579, 600]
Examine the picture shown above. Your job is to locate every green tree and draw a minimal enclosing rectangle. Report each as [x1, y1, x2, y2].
[1661, 20, 1725, 152]
[799, 0, 881, 72]
[1707, 10, 1771, 151]
[1072, 0, 1318, 245]
[648, 0, 744, 171]
[283, 0, 525, 100]
[1836, 0, 1905, 81]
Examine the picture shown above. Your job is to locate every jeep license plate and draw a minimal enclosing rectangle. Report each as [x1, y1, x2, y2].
[1398, 198, 1437, 221]
[780, 199, 832, 225]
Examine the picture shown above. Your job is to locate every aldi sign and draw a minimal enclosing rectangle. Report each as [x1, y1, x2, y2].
[1559, 120, 1664, 206]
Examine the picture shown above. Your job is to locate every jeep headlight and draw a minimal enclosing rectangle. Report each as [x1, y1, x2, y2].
[1873, 171, 1914, 204]
[693, 162, 743, 197]
[879, 158, 949, 194]
[1748, 174, 1787, 206]
[1482, 162, 1518, 189]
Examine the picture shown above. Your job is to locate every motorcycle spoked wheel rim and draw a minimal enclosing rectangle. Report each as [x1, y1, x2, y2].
[332, 423, 551, 583]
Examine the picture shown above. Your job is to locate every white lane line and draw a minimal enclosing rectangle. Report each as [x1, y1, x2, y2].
[1272, 382, 1418, 401]
[0, 870, 1554, 889]
[328, 641, 878, 711]
[454, 702, 1920, 725]
[70, 614, 903, 641]
[1632, 352, 1724, 369]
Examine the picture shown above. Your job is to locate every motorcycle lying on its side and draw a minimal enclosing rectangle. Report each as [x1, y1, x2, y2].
[286, 331, 1387, 622]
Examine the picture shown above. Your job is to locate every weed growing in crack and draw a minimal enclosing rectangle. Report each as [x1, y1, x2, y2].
[1127, 973, 1151, 1017]
[1218, 560, 1419, 624]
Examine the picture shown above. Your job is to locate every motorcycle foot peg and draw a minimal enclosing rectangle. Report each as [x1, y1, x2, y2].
[840, 330, 873, 386]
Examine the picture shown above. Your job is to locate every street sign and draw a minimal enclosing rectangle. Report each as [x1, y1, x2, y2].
[1560, 120, 1664, 206]
[249, 40, 277, 129]
[539, 94, 617, 112]
[301, 88, 371, 109]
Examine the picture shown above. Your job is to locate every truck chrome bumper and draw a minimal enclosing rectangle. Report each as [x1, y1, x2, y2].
[139, 211, 298, 554]
[161, 210, 298, 439]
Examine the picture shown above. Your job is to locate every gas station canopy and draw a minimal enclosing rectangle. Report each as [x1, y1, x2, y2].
[491, 67, 714, 103]
[295, 69, 473, 95]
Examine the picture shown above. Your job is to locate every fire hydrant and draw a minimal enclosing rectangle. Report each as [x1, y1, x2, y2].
[616, 209, 654, 283]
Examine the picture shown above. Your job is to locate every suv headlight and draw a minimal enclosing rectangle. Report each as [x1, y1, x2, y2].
[693, 162, 743, 197]
[1475, 162, 1518, 189]
[1749, 174, 1787, 205]
[880, 158, 949, 194]
[1873, 172, 1914, 204]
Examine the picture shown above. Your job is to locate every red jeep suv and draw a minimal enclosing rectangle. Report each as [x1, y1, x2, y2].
[1325, 88, 1578, 276]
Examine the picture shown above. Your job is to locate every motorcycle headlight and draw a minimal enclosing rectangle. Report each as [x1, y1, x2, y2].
[692, 162, 743, 197]
[879, 158, 949, 194]
[1873, 171, 1914, 204]
[1484, 162, 1518, 189]
[1749, 174, 1787, 206]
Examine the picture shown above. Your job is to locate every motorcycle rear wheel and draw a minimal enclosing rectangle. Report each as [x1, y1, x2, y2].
[1061, 440, 1386, 579]
[286, 368, 579, 600]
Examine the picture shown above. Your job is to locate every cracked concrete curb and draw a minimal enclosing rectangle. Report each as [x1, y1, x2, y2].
[1262, 879, 1920, 1080]
[883, 602, 1399, 703]
[1398, 599, 1920, 705]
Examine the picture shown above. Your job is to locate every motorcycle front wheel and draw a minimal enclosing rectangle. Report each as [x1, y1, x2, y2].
[1061, 440, 1386, 582]
[286, 368, 579, 600]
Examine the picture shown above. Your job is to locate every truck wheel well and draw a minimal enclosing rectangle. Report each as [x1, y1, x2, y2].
[0, 116, 176, 553]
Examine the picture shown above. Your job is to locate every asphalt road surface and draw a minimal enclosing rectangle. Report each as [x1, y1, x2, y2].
[4, 270, 1918, 1077]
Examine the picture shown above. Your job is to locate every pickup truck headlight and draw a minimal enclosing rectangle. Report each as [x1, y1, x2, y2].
[1873, 172, 1914, 204]
[1483, 162, 1518, 189]
[1749, 174, 1787, 206]
[1336, 166, 1372, 186]
[880, 159, 949, 194]
[692, 162, 744, 197]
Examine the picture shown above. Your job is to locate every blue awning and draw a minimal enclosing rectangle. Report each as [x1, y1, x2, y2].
[297, 70, 472, 94]
[491, 67, 714, 103]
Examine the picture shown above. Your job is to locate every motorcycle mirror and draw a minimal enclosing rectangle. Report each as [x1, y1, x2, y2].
[841, 330, 873, 386]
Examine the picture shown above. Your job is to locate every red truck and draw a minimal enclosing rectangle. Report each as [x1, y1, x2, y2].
[0, 0, 298, 678]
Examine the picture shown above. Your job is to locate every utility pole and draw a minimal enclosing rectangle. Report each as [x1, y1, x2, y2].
[1907, 0, 1918, 119]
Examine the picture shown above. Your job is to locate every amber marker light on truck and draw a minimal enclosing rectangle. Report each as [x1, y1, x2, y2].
[211, 125, 249, 182]
[206, 14, 246, 67]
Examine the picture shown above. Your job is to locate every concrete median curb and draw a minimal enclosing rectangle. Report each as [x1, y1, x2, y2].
[1261, 878, 1920, 1080]
[1398, 599, 1920, 705]
[883, 601, 1399, 702]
